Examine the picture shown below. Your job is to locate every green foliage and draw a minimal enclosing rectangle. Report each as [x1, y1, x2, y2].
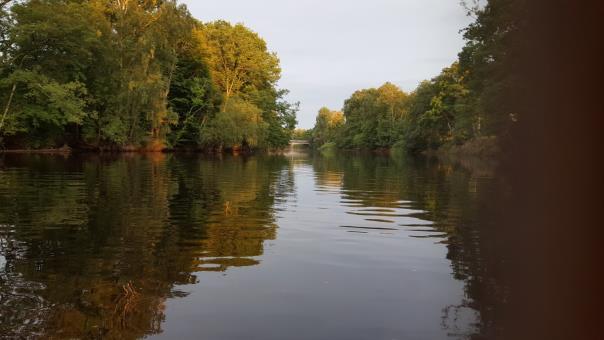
[318, 141, 337, 157]
[292, 128, 312, 140]
[0, 69, 87, 146]
[255, 88, 298, 148]
[198, 22, 297, 149]
[458, 0, 525, 137]
[198, 20, 280, 101]
[333, 82, 409, 149]
[399, 63, 471, 151]
[311, 107, 344, 147]
[1, 2, 15, 75]
[326, 66, 472, 153]
[99, 0, 196, 146]
[311, 0, 520, 155]
[200, 96, 267, 149]
[167, 27, 219, 148]
[0, 0, 296, 151]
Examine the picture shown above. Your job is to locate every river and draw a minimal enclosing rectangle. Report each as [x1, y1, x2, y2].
[0, 152, 504, 339]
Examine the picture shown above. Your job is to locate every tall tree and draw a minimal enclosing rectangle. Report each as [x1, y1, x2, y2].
[166, 26, 218, 147]
[312, 107, 344, 147]
[197, 20, 296, 149]
[336, 82, 408, 149]
[197, 20, 280, 105]
[0, 0, 107, 146]
[105, 0, 195, 147]
[200, 96, 267, 151]
[458, 0, 526, 137]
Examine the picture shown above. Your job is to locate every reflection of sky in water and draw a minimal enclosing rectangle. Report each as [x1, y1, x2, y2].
[157, 161, 480, 339]
[0, 154, 493, 339]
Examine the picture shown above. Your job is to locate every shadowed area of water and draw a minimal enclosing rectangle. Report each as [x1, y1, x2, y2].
[0, 152, 504, 339]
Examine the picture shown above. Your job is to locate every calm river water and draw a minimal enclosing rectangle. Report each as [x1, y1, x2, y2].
[0, 152, 505, 339]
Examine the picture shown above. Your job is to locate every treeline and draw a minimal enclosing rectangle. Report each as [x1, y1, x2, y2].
[311, 0, 524, 155]
[0, 0, 297, 151]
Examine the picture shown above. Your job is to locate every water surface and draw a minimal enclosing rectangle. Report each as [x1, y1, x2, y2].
[0, 152, 503, 339]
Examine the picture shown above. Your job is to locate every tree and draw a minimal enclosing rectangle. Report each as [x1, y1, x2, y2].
[197, 20, 296, 149]
[396, 63, 470, 151]
[0, 1, 13, 69]
[0, 0, 209, 148]
[0, 69, 87, 146]
[254, 88, 298, 148]
[292, 128, 312, 140]
[311, 107, 344, 147]
[167, 32, 218, 147]
[336, 82, 408, 149]
[197, 20, 280, 104]
[458, 0, 525, 137]
[0, 0, 294, 151]
[399, 80, 439, 151]
[0, 0, 107, 146]
[200, 96, 267, 151]
[104, 0, 196, 147]
[375, 82, 409, 146]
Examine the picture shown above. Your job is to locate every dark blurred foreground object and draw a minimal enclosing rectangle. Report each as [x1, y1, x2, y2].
[495, 0, 604, 338]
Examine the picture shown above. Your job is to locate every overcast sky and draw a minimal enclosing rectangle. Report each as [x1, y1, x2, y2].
[181, 0, 473, 128]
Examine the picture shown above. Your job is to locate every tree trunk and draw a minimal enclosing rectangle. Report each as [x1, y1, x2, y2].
[0, 83, 17, 134]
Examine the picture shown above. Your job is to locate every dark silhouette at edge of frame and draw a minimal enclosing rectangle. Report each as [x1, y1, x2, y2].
[492, 0, 604, 338]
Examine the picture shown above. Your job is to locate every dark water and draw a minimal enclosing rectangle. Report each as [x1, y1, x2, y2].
[0, 152, 505, 339]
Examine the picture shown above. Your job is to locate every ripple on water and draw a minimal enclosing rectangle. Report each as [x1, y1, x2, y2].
[0, 154, 490, 339]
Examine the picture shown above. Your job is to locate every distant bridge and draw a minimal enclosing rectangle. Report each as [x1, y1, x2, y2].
[288, 139, 310, 151]
[289, 139, 310, 146]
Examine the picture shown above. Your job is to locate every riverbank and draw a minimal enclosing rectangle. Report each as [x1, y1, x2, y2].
[426, 136, 500, 159]
[313, 137, 500, 177]
[318, 136, 500, 158]
[422, 137, 500, 177]
[0, 145, 73, 154]
[0, 144, 293, 156]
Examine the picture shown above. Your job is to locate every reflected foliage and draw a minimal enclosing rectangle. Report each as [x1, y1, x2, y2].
[0, 153, 292, 338]
[0, 153, 506, 338]
[311, 153, 506, 338]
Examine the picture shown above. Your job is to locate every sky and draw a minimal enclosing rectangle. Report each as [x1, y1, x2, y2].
[181, 0, 473, 129]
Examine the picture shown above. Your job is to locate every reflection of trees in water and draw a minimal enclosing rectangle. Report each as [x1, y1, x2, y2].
[0, 154, 292, 338]
[311, 153, 506, 339]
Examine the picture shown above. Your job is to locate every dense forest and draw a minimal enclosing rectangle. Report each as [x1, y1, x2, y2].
[0, 0, 297, 151]
[310, 0, 524, 156]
